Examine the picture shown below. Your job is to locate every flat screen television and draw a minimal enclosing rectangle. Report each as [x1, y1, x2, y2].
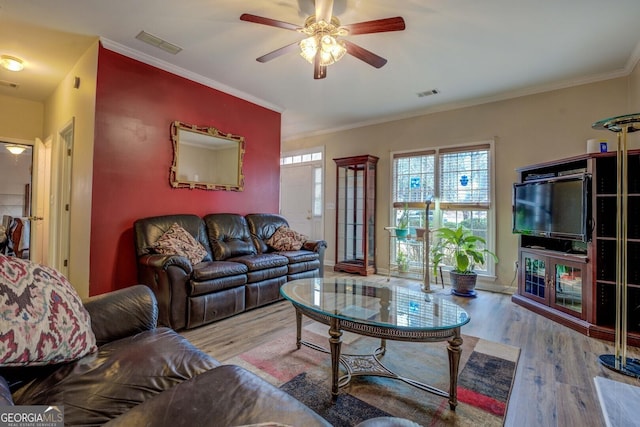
[512, 174, 591, 242]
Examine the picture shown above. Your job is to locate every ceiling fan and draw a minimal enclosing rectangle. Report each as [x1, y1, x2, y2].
[240, 0, 405, 79]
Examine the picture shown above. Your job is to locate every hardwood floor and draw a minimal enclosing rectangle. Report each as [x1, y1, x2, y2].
[181, 271, 640, 427]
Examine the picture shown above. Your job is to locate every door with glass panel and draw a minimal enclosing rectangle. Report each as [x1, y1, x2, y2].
[520, 251, 548, 305]
[550, 258, 586, 319]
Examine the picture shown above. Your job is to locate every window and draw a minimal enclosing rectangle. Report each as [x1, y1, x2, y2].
[313, 167, 322, 217]
[391, 142, 495, 275]
[280, 151, 322, 166]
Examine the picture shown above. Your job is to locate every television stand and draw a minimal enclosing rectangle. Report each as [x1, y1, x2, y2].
[512, 152, 640, 347]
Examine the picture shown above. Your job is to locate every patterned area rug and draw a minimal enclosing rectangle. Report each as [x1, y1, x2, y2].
[226, 323, 520, 426]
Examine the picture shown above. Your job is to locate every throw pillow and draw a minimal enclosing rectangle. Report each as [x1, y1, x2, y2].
[0, 255, 97, 367]
[152, 223, 208, 265]
[266, 226, 308, 251]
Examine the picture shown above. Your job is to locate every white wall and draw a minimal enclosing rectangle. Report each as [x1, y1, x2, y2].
[42, 40, 98, 298]
[283, 77, 631, 289]
[0, 94, 43, 141]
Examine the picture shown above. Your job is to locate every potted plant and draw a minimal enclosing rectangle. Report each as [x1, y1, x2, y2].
[395, 204, 410, 240]
[431, 226, 498, 297]
[397, 249, 409, 273]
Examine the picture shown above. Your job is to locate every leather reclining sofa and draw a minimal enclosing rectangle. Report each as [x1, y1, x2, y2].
[134, 213, 327, 330]
[1, 285, 417, 427]
[0, 285, 331, 426]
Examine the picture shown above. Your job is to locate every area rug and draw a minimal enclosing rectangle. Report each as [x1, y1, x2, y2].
[225, 323, 520, 426]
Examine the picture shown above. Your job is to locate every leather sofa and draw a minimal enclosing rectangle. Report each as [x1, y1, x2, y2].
[134, 213, 327, 330]
[0, 285, 331, 427]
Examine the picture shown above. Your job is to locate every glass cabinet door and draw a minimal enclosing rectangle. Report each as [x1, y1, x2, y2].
[519, 250, 587, 319]
[520, 251, 548, 304]
[551, 260, 585, 318]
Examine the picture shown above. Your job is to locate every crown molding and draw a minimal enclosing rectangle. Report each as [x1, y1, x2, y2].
[99, 37, 284, 114]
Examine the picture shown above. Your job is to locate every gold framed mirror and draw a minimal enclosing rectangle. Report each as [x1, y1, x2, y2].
[170, 121, 245, 191]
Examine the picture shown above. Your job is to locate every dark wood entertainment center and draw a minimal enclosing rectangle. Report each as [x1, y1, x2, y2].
[512, 149, 640, 347]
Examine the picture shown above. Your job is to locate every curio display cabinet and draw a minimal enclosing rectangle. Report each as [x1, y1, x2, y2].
[333, 155, 378, 275]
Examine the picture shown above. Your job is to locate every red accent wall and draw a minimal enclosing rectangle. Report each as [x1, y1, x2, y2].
[90, 45, 281, 296]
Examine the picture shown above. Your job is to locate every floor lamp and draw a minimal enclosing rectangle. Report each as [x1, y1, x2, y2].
[592, 112, 640, 378]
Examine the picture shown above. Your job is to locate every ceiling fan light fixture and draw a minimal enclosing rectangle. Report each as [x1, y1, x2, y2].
[241, 7, 405, 78]
[299, 34, 346, 66]
[299, 36, 319, 63]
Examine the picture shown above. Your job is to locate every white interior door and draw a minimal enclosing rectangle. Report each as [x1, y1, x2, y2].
[280, 163, 323, 240]
[30, 137, 52, 264]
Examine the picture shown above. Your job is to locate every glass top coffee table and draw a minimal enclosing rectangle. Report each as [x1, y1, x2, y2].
[280, 277, 470, 410]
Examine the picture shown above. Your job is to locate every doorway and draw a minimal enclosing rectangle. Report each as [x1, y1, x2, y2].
[0, 123, 72, 273]
[280, 148, 324, 240]
[49, 120, 74, 276]
[0, 140, 33, 259]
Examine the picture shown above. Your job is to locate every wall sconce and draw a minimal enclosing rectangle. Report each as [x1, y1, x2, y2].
[1, 55, 24, 72]
[5, 145, 27, 155]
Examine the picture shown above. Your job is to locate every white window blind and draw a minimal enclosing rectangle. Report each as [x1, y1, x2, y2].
[438, 144, 491, 209]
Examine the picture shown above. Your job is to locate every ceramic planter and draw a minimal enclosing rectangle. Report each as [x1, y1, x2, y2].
[449, 271, 478, 297]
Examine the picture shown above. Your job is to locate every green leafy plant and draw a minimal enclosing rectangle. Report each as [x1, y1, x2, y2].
[431, 226, 498, 276]
[396, 203, 409, 230]
[396, 250, 409, 272]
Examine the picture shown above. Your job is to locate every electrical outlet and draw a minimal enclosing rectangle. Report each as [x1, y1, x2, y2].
[513, 261, 519, 271]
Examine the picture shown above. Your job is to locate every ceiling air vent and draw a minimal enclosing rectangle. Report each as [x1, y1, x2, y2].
[0, 80, 19, 89]
[135, 31, 182, 55]
[417, 89, 439, 98]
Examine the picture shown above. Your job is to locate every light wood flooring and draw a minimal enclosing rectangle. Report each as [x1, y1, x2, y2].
[181, 271, 640, 427]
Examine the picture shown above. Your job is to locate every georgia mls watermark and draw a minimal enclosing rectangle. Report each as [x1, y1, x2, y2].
[0, 406, 64, 427]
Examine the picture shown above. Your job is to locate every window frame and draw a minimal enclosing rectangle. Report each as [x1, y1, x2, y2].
[390, 141, 496, 277]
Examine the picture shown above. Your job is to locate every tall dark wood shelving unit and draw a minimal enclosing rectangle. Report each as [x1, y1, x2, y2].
[334, 155, 378, 276]
[512, 150, 640, 346]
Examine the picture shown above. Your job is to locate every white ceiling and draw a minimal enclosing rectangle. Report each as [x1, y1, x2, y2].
[2, 0, 640, 140]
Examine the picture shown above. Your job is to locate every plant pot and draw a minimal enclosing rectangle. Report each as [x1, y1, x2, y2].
[398, 263, 409, 273]
[415, 228, 426, 240]
[395, 228, 409, 240]
[449, 271, 478, 297]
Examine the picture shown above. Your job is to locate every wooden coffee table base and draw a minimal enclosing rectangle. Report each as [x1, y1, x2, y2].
[293, 307, 464, 410]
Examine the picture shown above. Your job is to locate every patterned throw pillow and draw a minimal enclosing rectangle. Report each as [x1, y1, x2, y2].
[152, 223, 208, 265]
[0, 255, 97, 367]
[266, 226, 308, 251]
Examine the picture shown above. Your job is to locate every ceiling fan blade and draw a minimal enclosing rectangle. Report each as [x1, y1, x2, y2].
[315, 0, 334, 23]
[343, 40, 387, 68]
[256, 42, 301, 63]
[314, 51, 327, 79]
[240, 13, 301, 31]
[342, 16, 406, 35]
